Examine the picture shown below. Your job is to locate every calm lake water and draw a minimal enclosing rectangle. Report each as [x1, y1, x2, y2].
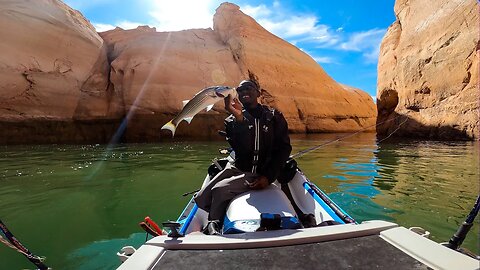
[0, 133, 478, 269]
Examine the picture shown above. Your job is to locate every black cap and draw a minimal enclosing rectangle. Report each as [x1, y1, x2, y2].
[236, 80, 259, 92]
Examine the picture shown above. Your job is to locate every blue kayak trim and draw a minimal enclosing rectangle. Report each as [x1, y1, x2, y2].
[177, 198, 198, 235]
[305, 181, 356, 224]
[303, 182, 344, 224]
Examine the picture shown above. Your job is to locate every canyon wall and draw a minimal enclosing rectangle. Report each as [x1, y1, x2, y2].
[0, 1, 377, 144]
[377, 0, 479, 140]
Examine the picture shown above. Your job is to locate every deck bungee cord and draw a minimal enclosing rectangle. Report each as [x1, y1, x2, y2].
[0, 219, 48, 270]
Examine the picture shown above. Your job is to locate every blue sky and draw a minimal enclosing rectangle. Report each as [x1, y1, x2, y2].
[64, 0, 396, 100]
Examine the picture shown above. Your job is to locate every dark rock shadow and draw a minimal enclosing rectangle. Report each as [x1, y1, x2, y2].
[376, 111, 474, 141]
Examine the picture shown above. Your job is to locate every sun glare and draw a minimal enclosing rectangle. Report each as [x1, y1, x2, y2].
[149, 0, 221, 31]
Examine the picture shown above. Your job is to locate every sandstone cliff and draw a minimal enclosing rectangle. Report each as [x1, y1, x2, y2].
[212, 3, 377, 133]
[101, 3, 376, 140]
[0, 0, 124, 143]
[377, 0, 479, 140]
[0, 1, 376, 144]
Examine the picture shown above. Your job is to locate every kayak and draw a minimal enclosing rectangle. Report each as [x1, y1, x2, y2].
[116, 155, 479, 270]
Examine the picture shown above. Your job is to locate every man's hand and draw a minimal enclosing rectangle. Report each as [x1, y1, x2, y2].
[224, 94, 243, 121]
[247, 175, 269, 190]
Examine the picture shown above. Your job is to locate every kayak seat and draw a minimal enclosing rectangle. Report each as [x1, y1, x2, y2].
[222, 184, 302, 234]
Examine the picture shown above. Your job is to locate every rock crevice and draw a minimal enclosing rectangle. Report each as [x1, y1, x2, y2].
[377, 0, 478, 140]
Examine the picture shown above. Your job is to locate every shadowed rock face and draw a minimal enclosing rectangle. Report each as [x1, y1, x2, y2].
[377, 0, 479, 140]
[0, 1, 376, 144]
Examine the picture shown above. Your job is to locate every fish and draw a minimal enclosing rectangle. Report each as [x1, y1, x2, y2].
[161, 85, 236, 137]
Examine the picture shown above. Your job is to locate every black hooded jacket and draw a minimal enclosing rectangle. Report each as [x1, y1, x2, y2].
[225, 105, 292, 183]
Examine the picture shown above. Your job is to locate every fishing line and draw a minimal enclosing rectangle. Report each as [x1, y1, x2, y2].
[376, 117, 409, 143]
[290, 114, 408, 160]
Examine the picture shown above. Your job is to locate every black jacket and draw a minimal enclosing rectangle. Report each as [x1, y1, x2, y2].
[225, 105, 292, 183]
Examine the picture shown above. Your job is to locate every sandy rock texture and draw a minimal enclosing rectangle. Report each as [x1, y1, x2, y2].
[103, 3, 376, 140]
[0, 1, 376, 144]
[0, 0, 123, 144]
[99, 25, 245, 140]
[213, 3, 376, 133]
[377, 0, 479, 140]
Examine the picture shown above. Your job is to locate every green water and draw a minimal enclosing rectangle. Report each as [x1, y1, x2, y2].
[0, 133, 478, 269]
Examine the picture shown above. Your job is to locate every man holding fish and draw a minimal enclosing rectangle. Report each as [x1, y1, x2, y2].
[193, 79, 292, 235]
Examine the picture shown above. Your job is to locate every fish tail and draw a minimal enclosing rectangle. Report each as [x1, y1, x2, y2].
[161, 120, 176, 137]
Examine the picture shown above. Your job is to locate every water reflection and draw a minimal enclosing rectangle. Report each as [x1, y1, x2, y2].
[373, 139, 479, 245]
[0, 135, 478, 269]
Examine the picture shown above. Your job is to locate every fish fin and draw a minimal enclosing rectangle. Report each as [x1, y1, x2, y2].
[184, 117, 194, 124]
[182, 100, 189, 108]
[206, 105, 214, 112]
[161, 120, 176, 137]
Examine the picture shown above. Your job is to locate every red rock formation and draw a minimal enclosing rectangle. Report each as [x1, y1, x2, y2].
[377, 0, 479, 140]
[99, 25, 245, 140]
[213, 3, 376, 133]
[0, 1, 377, 144]
[101, 3, 376, 140]
[0, 0, 123, 144]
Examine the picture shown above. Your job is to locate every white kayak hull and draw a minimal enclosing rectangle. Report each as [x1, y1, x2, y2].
[117, 161, 479, 270]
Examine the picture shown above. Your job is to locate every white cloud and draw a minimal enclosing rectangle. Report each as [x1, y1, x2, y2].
[93, 21, 146, 32]
[299, 48, 336, 65]
[117, 21, 146, 30]
[93, 1, 221, 32]
[313, 56, 335, 64]
[339, 28, 386, 62]
[240, 2, 386, 64]
[240, 3, 340, 48]
[93, 23, 115, 32]
[64, 0, 112, 10]
[258, 16, 318, 38]
[148, 0, 221, 31]
[241, 4, 272, 18]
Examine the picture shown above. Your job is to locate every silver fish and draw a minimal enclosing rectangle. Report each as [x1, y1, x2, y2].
[161, 85, 236, 137]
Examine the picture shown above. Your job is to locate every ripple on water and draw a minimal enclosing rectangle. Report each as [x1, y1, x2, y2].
[0, 137, 478, 269]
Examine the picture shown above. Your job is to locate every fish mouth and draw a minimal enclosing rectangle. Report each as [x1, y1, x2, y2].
[214, 87, 232, 98]
[216, 92, 226, 98]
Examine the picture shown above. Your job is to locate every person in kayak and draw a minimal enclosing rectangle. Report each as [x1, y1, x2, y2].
[194, 79, 293, 235]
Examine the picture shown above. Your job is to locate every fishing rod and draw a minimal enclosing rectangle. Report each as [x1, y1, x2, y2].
[0, 219, 48, 270]
[290, 114, 408, 160]
[444, 195, 480, 251]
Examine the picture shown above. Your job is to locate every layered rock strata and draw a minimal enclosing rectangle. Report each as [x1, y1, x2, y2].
[101, 3, 376, 140]
[0, 1, 376, 144]
[213, 3, 376, 133]
[377, 0, 479, 140]
[0, 0, 123, 144]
